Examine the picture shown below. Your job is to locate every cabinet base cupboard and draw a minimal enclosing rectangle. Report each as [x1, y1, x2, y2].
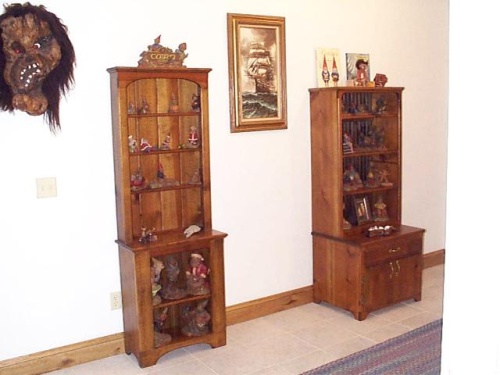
[309, 87, 424, 320]
[312, 226, 423, 321]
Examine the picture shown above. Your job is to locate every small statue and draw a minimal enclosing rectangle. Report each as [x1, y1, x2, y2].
[168, 94, 179, 113]
[153, 306, 172, 347]
[140, 137, 153, 152]
[378, 168, 393, 187]
[128, 102, 136, 114]
[374, 73, 388, 87]
[186, 253, 210, 295]
[191, 94, 200, 111]
[150, 257, 163, 305]
[188, 125, 199, 148]
[160, 133, 172, 150]
[365, 162, 381, 188]
[160, 256, 187, 300]
[181, 299, 211, 337]
[373, 196, 389, 222]
[343, 132, 354, 153]
[187, 169, 201, 185]
[138, 98, 150, 114]
[130, 170, 146, 190]
[355, 59, 369, 87]
[128, 135, 138, 153]
[375, 97, 387, 114]
[184, 224, 202, 238]
[343, 165, 363, 191]
[140, 226, 157, 243]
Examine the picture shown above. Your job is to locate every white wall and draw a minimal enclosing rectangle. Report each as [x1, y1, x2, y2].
[441, 1, 500, 374]
[0, 0, 448, 360]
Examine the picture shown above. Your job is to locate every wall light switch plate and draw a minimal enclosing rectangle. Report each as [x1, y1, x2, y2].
[36, 177, 57, 198]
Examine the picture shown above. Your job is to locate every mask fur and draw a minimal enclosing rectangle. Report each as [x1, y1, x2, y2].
[0, 2, 75, 131]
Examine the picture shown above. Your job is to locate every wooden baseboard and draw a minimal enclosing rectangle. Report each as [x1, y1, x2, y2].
[423, 248, 445, 269]
[0, 333, 124, 375]
[0, 250, 445, 375]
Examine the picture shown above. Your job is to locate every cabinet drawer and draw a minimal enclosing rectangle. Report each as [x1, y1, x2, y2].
[364, 236, 422, 266]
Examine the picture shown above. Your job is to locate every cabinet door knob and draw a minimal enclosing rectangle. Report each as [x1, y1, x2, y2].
[388, 247, 401, 253]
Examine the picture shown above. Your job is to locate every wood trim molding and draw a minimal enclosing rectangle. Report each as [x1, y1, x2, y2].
[0, 333, 124, 375]
[0, 250, 445, 375]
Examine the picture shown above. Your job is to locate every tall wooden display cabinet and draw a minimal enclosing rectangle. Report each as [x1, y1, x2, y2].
[108, 67, 227, 367]
[309, 86, 424, 320]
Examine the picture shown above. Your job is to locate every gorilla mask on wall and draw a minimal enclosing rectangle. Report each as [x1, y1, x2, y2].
[0, 2, 75, 131]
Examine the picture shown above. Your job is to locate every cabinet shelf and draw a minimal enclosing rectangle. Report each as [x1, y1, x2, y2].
[109, 67, 227, 368]
[310, 86, 424, 320]
[128, 111, 200, 118]
[131, 183, 202, 194]
[129, 148, 200, 157]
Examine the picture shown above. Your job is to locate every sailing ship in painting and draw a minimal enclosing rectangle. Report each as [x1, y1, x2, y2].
[242, 42, 278, 119]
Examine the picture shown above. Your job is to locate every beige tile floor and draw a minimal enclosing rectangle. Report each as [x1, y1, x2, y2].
[46, 265, 443, 375]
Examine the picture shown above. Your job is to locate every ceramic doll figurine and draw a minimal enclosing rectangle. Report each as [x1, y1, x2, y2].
[160, 133, 172, 150]
[185, 253, 210, 295]
[188, 125, 199, 148]
[181, 299, 211, 337]
[160, 256, 187, 300]
[140, 137, 153, 152]
[128, 135, 138, 153]
[191, 93, 200, 111]
[373, 196, 389, 222]
[150, 257, 164, 305]
[355, 59, 369, 86]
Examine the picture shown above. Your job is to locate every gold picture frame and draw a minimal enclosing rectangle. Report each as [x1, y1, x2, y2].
[227, 13, 287, 133]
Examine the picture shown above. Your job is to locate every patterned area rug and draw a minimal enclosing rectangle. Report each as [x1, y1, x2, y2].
[301, 319, 442, 375]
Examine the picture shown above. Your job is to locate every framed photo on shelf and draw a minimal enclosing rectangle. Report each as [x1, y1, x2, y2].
[346, 53, 370, 85]
[316, 48, 341, 87]
[227, 13, 287, 133]
[354, 196, 372, 224]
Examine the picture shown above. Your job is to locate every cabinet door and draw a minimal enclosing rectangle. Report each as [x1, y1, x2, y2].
[364, 254, 421, 312]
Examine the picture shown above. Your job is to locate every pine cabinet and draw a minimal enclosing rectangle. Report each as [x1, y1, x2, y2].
[309, 87, 424, 320]
[108, 67, 227, 367]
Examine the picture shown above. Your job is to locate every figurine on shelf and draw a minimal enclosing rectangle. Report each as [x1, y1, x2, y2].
[186, 253, 210, 295]
[128, 135, 138, 153]
[140, 137, 153, 152]
[153, 306, 170, 332]
[373, 196, 389, 222]
[355, 59, 369, 86]
[160, 133, 172, 150]
[374, 73, 388, 87]
[343, 165, 363, 191]
[343, 203, 352, 230]
[140, 226, 157, 244]
[181, 299, 211, 337]
[150, 257, 164, 305]
[343, 132, 354, 154]
[331, 57, 340, 86]
[365, 162, 381, 188]
[378, 168, 393, 187]
[160, 256, 187, 300]
[187, 125, 199, 148]
[168, 94, 179, 113]
[187, 169, 201, 185]
[375, 97, 387, 114]
[128, 102, 136, 114]
[138, 98, 150, 114]
[130, 170, 146, 190]
[184, 224, 202, 238]
[191, 94, 200, 111]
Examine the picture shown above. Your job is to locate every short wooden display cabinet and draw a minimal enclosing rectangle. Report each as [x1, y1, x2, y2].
[309, 86, 424, 320]
[108, 67, 227, 367]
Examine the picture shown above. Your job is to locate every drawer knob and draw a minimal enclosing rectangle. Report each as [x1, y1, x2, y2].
[388, 247, 401, 253]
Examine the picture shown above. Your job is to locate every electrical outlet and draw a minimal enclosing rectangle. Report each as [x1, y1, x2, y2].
[110, 291, 122, 310]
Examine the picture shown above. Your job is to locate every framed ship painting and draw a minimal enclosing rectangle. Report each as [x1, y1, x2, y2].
[227, 14, 287, 132]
